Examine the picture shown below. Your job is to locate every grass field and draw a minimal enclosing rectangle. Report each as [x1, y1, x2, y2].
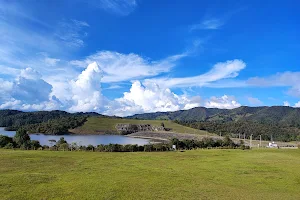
[1, 149, 300, 200]
[71, 117, 209, 135]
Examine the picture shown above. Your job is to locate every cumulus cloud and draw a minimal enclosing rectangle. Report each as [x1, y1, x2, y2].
[295, 102, 300, 107]
[0, 67, 63, 111]
[146, 59, 246, 88]
[205, 95, 241, 109]
[11, 68, 52, 104]
[104, 81, 201, 116]
[68, 62, 103, 112]
[283, 101, 290, 106]
[0, 62, 104, 112]
[0, 98, 61, 111]
[70, 51, 186, 83]
[0, 78, 13, 93]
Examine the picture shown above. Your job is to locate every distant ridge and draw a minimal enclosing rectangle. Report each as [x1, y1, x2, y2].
[129, 106, 300, 126]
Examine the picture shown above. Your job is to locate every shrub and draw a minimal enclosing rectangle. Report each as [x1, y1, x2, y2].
[86, 145, 95, 151]
[59, 143, 69, 151]
[0, 135, 14, 148]
[14, 128, 30, 147]
[4, 143, 14, 149]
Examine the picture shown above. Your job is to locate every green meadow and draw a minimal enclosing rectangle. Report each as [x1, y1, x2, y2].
[1, 149, 300, 200]
[71, 117, 209, 135]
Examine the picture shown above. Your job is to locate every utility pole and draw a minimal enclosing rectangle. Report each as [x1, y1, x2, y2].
[250, 134, 253, 149]
[271, 135, 273, 142]
[239, 133, 240, 140]
[259, 135, 262, 148]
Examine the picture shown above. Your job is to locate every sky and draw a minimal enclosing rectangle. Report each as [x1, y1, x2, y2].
[0, 0, 300, 116]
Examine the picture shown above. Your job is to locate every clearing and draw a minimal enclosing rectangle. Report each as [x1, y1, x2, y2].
[70, 117, 209, 135]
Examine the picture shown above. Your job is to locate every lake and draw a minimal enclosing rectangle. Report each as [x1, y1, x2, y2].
[0, 127, 151, 146]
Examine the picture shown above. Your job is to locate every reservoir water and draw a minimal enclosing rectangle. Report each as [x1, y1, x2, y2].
[0, 127, 150, 146]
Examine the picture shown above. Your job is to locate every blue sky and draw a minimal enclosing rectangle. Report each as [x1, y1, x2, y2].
[0, 0, 300, 116]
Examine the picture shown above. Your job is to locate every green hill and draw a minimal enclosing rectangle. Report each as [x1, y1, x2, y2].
[70, 117, 209, 135]
[129, 106, 300, 141]
[129, 106, 300, 126]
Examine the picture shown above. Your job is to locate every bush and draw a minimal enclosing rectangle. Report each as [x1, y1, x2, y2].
[86, 145, 95, 151]
[4, 143, 14, 149]
[59, 143, 69, 151]
[14, 128, 30, 147]
[0, 135, 14, 148]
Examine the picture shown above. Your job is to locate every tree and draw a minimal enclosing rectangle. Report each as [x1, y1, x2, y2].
[86, 144, 95, 151]
[48, 139, 56, 147]
[4, 143, 14, 149]
[59, 143, 69, 151]
[222, 136, 235, 147]
[30, 140, 41, 150]
[14, 128, 31, 148]
[0, 135, 14, 148]
[56, 137, 67, 146]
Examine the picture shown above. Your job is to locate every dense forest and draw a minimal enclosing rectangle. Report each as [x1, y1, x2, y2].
[0, 110, 103, 134]
[177, 121, 300, 142]
[130, 106, 300, 141]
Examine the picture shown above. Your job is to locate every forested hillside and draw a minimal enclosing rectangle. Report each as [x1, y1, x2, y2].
[130, 106, 300, 141]
[0, 110, 103, 134]
[130, 106, 300, 126]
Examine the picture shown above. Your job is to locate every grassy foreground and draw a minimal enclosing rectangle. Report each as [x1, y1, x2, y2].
[71, 117, 209, 135]
[1, 149, 300, 200]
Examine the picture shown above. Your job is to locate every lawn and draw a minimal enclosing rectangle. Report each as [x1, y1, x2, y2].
[1, 149, 300, 200]
[71, 117, 209, 135]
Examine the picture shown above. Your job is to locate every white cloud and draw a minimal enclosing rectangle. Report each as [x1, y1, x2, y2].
[0, 98, 61, 111]
[94, 0, 137, 16]
[0, 63, 104, 112]
[11, 68, 53, 104]
[247, 71, 300, 98]
[44, 57, 61, 66]
[55, 19, 89, 48]
[0, 67, 62, 111]
[205, 95, 241, 109]
[294, 102, 300, 107]
[0, 65, 20, 76]
[146, 59, 246, 88]
[104, 81, 200, 116]
[190, 18, 224, 31]
[70, 51, 187, 83]
[283, 101, 290, 106]
[248, 97, 263, 106]
[0, 99, 22, 109]
[68, 62, 103, 112]
[0, 78, 13, 102]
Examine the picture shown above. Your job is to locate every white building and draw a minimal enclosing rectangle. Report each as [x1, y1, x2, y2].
[267, 142, 278, 148]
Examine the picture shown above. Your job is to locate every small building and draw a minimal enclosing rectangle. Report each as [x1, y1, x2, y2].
[267, 142, 278, 148]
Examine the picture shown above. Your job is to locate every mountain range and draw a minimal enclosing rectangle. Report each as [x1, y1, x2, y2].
[130, 106, 300, 127]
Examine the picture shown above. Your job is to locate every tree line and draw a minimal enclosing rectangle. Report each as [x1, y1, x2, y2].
[7, 116, 87, 135]
[0, 109, 103, 134]
[176, 120, 300, 142]
[0, 129, 248, 151]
